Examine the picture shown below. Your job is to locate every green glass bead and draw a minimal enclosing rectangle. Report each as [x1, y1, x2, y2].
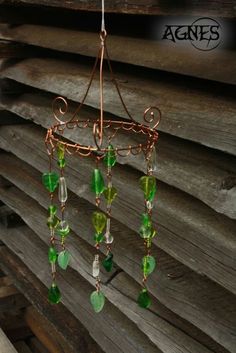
[57, 158, 66, 169]
[103, 186, 117, 204]
[92, 211, 107, 234]
[48, 283, 61, 304]
[139, 176, 156, 201]
[139, 223, 152, 239]
[48, 247, 57, 263]
[104, 144, 116, 167]
[90, 291, 105, 313]
[48, 205, 57, 216]
[148, 183, 156, 202]
[137, 288, 151, 309]
[141, 213, 151, 228]
[91, 169, 105, 195]
[141, 255, 156, 276]
[42, 172, 59, 193]
[94, 233, 104, 243]
[47, 216, 59, 229]
[57, 142, 65, 160]
[58, 250, 70, 270]
[102, 252, 113, 272]
[56, 220, 70, 237]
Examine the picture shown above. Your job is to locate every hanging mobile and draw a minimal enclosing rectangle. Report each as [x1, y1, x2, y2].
[43, 0, 161, 312]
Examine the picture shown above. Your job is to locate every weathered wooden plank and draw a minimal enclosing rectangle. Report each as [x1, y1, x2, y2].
[0, 158, 235, 353]
[0, 0, 235, 17]
[1, 58, 236, 155]
[0, 327, 18, 353]
[2, 93, 236, 219]
[24, 306, 76, 353]
[0, 124, 236, 297]
[27, 337, 50, 353]
[14, 341, 33, 353]
[1, 24, 236, 85]
[0, 228, 163, 353]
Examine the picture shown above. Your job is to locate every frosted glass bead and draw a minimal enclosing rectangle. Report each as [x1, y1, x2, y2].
[58, 177, 68, 203]
[92, 255, 100, 278]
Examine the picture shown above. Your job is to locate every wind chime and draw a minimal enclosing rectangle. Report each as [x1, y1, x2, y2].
[42, 0, 161, 313]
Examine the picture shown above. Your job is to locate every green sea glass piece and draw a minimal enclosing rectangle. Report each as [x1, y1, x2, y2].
[57, 142, 65, 160]
[48, 205, 57, 216]
[90, 291, 105, 313]
[141, 255, 156, 276]
[94, 233, 104, 243]
[92, 212, 107, 234]
[102, 252, 113, 272]
[139, 176, 156, 201]
[48, 283, 61, 304]
[56, 220, 70, 237]
[57, 158, 66, 169]
[103, 186, 117, 204]
[48, 247, 57, 263]
[137, 288, 151, 309]
[141, 213, 151, 228]
[57, 250, 70, 270]
[104, 144, 116, 167]
[47, 216, 59, 229]
[42, 172, 59, 193]
[91, 169, 105, 195]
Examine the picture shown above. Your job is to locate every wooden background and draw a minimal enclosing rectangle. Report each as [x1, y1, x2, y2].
[0, 1, 236, 353]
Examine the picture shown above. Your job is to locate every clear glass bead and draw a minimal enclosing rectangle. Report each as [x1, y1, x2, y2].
[51, 262, 56, 274]
[58, 177, 68, 203]
[92, 254, 100, 278]
[148, 147, 157, 172]
[105, 232, 114, 244]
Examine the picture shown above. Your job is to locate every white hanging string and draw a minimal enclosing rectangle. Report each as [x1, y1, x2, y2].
[101, 0, 105, 32]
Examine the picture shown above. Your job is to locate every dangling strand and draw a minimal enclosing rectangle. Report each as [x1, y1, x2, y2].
[42, 152, 61, 304]
[90, 157, 106, 313]
[137, 145, 157, 309]
[56, 142, 71, 271]
[102, 142, 117, 272]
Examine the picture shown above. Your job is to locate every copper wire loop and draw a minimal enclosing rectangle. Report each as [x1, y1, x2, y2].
[47, 30, 161, 159]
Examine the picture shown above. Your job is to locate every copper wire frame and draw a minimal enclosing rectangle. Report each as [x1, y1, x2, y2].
[45, 30, 161, 160]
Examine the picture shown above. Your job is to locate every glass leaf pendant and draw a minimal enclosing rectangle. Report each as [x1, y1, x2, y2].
[103, 186, 117, 204]
[90, 291, 105, 313]
[58, 250, 70, 270]
[141, 255, 156, 276]
[42, 172, 59, 193]
[139, 176, 156, 201]
[92, 211, 107, 234]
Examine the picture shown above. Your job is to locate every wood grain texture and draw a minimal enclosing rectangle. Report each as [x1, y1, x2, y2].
[1, 24, 236, 85]
[0, 124, 236, 298]
[1, 93, 236, 219]
[1, 58, 236, 155]
[0, 0, 235, 17]
[0, 154, 235, 353]
[0, 328, 18, 353]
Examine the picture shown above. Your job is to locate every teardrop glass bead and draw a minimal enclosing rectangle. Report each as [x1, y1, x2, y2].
[94, 233, 104, 243]
[91, 169, 105, 195]
[48, 205, 57, 216]
[58, 177, 68, 203]
[48, 247, 57, 263]
[92, 255, 100, 278]
[104, 232, 114, 244]
[90, 291, 105, 313]
[137, 288, 151, 309]
[103, 186, 117, 204]
[92, 211, 107, 234]
[48, 283, 61, 304]
[148, 147, 157, 172]
[56, 220, 70, 237]
[139, 176, 156, 201]
[42, 172, 59, 193]
[141, 255, 156, 276]
[58, 250, 70, 270]
[102, 253, 113, 272]
[104, 144, 116, 167]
